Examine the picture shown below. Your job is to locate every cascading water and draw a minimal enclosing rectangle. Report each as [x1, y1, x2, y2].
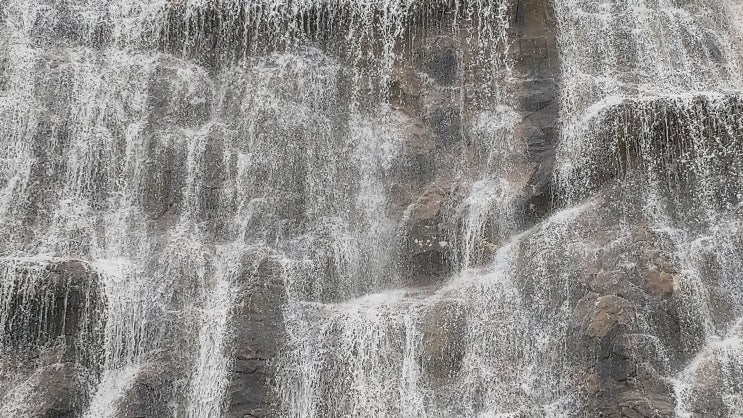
[0, 0, 741, 417]
[553, 0, 743, 415]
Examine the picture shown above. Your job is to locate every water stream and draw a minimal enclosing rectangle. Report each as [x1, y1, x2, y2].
[0, 0, 741, 417]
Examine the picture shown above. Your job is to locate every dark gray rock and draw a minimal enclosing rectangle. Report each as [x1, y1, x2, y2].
[423, 48, 458, 86]
[5, 1, 738, 417]
[563, 94, 743, 205]
[116, 352, 187, 418]
[142, 131, 188, 224]
[225, 255, 287, 418]
[0, 259, 105, 370]
[513, 179, 712, 417]
[0, 259, 106, 416]
[0, 360, 95, 418]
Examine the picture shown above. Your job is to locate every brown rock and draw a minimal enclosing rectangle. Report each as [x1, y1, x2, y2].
[412, 187, 448, 222]
[643, 270, 676, 300]
[588, 295, 634, 339]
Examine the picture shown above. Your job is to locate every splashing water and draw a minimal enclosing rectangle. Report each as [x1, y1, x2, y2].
[0, 0, 742, 416]
[553, 0, 743, 415]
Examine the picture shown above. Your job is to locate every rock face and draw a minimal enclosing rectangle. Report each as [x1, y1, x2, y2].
[419, 299, 467, 381]
[225, 256, 286, 418]
[1, 361, 95, 418]
[550, 185, 692, 417]
[1, 260, 104, 356]
[0, 0, 742, 417]
[510, 0, 560, 223]
[0, 259, 105, 417]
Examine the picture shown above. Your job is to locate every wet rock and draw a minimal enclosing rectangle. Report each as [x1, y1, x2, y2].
[28, 0, 111, 48]
[428, 107, 462, 148]
[565, 94, 743, 203]
[147, 57, 213, 128]
[677, 347, 743, 418]
[116, 353, 185, 418]
[571, 292, 677, 417]
[225, 255, 286, 418]
[419, 299, 467, 380]
[142, 131, 188, 223]
[402, 185, 454, 286]
[198, 124, 228, 237]
[508, 0, 560, 224]
[113, 300, 203, 417]
[388, 66, 424, 115]
[0, 259, 105, 370]
[387, 117, 440, 209]
[642, 270, 677, 300]
[423, 48, 458, 86]
[0, 360, 95, 418]
[6, 1, 738, 416]
[509, 179, 726, 417]
[412, 187, 446, 222]
[585, 295, 635, 340]
[0, 259, 105, 416]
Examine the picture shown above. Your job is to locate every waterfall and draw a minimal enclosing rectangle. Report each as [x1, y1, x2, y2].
[552, 0, 743, 415]
[0, 0, 742, 417]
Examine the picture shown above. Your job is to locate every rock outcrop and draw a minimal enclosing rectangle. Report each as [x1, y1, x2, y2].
[0, 258, 105, 416]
